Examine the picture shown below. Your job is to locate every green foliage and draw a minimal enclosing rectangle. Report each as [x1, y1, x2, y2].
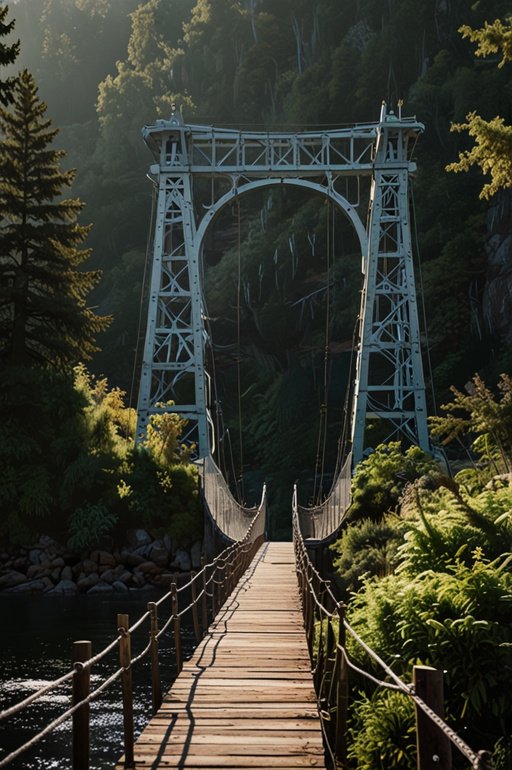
[348, 556, 512, 742]
[0, 70, 110, 370]
[348, 442, 437, 521]
[430, 373, 512, 475]
[68, 504, 117, 549]
[331, 515, 406, 594]
[347, 690, 416, 770]
[398, 482, 512, 574]
[0, 364, 200, 547]
[447, 18, 512, 199]
[0, 4, 19, 104]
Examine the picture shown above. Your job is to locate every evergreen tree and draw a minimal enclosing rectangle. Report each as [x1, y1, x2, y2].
[447, 19, 512, 199]
[0, 69, 110, 370]
[0, 4, 19, 105]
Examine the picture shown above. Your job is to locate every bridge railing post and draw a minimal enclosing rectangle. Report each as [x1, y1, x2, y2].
[201, 556, 208, 634]
[171, 582, 183, 674]
[414, 666, 452, 770]
[334, 603, 348, 764]
[72, 640, 91, 770]
[190, 571, 201, 643]
[118, 613, 135, 768]
[148, 602, 162, 715]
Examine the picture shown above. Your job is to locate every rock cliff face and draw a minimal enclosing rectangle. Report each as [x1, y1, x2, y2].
[483, 191, 512, 345]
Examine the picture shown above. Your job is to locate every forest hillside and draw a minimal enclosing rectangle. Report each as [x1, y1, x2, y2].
[3, 0, 512, 526]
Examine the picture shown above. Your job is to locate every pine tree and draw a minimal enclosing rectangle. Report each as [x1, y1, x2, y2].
[0, 70, 110, 370]
[0, 4, 19, 105]
[447, 19, 512, 199]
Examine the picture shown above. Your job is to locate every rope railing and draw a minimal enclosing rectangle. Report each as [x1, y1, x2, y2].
[292, 487, 494, 770]
[296, 453, 352, 541]
[0, 483, 266, 770]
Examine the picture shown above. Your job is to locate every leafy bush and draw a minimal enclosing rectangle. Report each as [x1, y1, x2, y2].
[347, 442, 437, 521]
[347, 690, 416, 770]
[68, 504, 117, 550]
[331, 515, 406, 594]
[398, 483, 512, 574]
[347, 555, 512, 749]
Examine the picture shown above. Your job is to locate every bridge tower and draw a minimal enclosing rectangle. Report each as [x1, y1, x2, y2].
[136, 104, 430, 466]
[136, 113, 210, 456]
[350, 103, 430, 465]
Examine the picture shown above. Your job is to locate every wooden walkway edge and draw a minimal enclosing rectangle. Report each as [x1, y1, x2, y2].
[116, 542, 326, 769]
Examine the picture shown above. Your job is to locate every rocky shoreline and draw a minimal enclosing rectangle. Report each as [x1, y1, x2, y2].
[0, 529, 202, 594]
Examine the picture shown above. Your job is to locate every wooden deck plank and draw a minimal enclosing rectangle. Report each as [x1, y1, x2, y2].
[115, 542, 325, 770]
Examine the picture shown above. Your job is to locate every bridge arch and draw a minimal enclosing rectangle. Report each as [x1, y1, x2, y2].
[195, 178, 367, 258]
[136, 109, 430, 469]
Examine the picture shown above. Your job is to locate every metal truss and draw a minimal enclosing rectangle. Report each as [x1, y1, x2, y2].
[136, 103, 430, 464]
[350, 109, 430, 464]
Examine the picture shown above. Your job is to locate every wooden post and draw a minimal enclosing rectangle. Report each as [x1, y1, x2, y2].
[414, 666, 452, 770]
[211, 562, 218, 616]
[118, 613, 135, 769]
[190, 571, 201, 643]
[334, 603, 348, 764]
[72, 640, 91, 770]
[148, 602, 162, 714]
[171, 582, 183, 674]
[201, 557, 208, 634]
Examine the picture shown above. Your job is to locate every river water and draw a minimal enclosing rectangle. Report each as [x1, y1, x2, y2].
[0, 590, 196, 769]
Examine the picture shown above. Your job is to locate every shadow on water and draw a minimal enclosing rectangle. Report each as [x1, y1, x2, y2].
[0, 590, 196, 769]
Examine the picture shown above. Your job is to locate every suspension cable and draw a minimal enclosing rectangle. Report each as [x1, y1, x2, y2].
[236, 198, 245, 501]
[128, 182, 156, 437]
[410, 178, 437, 417]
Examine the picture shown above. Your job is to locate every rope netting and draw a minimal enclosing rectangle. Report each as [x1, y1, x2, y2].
[202, 454, 266, 542]
[297, 452, 352, 541]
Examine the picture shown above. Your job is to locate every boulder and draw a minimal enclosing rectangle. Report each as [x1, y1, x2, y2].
[87, 581, 113, 594]
[27, 564, 51, 580]
[77, 573, 100, 591]
[6, 580, 45, 593]
[112, 580, 129, 592]
[119, 550, 146, 567]
[90, 550, 116, 567]
[149, 546, 169, 568]
[39, 535, 57, 548]
[61, 565, 73, 582]
[28, 549, 43, 565]
[125, 528, 152, 548]
[82, 559, 97, 574]
[131, 572, 146, 588]
[0, 571, 27, 589]
[117, 570, 132, 585]
[51, 557, 65, 568]
[49, 579, 77, 595]
[99, 569, 115, 583]
[13, 557, 29, 571]
[170, 549, 191, 572]
[163, 533, 173, 553]
[134, 560, 161, 575]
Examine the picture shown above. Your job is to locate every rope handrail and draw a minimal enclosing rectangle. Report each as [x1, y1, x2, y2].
[0, 474, 267, 769]
[291, 489, 490, 769]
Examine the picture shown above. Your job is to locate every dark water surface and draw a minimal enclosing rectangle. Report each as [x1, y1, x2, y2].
[0, 590, 195, 769]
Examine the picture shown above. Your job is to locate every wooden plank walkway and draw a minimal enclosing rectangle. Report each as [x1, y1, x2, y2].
[117, 542, 325, 769]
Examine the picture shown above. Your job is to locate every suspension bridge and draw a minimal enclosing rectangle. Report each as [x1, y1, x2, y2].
[0, 105, 492, 770]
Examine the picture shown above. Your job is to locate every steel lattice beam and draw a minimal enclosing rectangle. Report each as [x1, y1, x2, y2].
[136, 104, 430, 465]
